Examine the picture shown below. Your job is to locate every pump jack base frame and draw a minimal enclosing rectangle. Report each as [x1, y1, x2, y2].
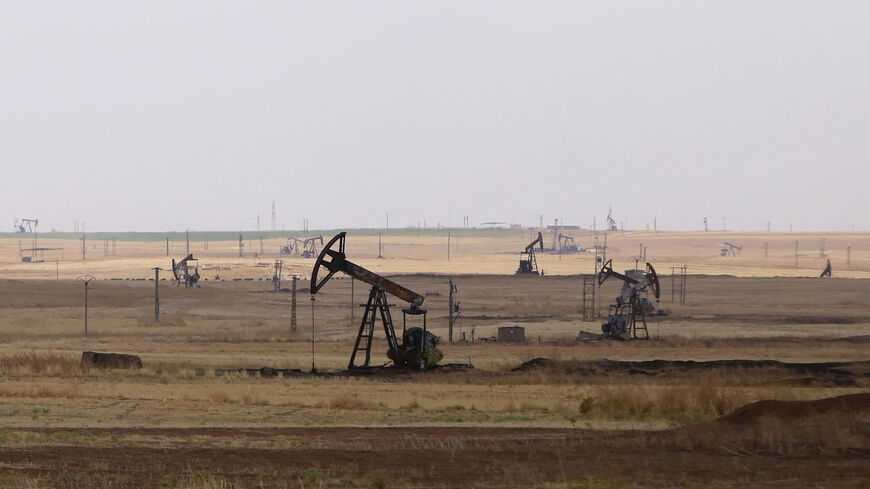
[602, 303, 650, 341]
[349, 286, 401, 370]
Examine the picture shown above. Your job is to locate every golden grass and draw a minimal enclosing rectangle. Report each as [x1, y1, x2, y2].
[0, 358, 862, 432]
[2, 230, 870, 280]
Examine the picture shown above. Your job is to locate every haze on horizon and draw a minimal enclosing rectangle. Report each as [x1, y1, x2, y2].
[1, 2, 868, 233]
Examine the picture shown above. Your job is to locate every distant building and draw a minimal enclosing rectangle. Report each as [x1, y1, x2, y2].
[497, 326, 525, 343]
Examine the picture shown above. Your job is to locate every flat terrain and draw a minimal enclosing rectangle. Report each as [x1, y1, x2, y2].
[0, 230, 868, 487]
[2, 228, 869, 279]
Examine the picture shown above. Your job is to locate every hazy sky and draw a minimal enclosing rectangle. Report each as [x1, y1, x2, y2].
[1, 2, 868, 232]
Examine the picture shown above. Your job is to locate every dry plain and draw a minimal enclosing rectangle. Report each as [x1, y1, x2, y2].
[0, 229, 867, 488]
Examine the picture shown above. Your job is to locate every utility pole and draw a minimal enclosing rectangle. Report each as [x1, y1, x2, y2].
[310, 294, 316, 373]
[273, 260, 282, 292]
[77, 275, 95, 335]
[166, 237, 169, 257]
[239, 234, 244, 257]
[152, 267, 161, 321]
[271, 200, 276, 231]
[81, 224, 86, 261]
[291, 276, 298, 333]
[447, 231, 451, 261]
[448, 278, 457, 343]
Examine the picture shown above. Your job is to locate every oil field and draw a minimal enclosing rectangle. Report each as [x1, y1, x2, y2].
[3, 2, 870, 488]
[0, 227, 867, 488]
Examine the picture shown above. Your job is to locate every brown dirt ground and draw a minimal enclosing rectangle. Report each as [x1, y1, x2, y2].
[1, 406, 868, 489]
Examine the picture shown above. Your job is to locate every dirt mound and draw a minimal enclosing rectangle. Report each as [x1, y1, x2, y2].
[668, 393, 870, 455]
[512, 357, 552, 371]
[510, 358, 870, 387]
[718, 392, 870, 426]
[832, 335, 870, 343]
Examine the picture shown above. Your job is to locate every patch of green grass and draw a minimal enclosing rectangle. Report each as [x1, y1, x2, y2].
[578, 397, 595, 414]
[300, 468, 327, 484]
[51, 431, 86, 443]
[366, 471, 390, 489]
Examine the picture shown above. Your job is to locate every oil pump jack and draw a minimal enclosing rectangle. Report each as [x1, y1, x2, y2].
[281, 238, 300, 256]
[171, 253, 200, 287]
[558, 234, 580, 253]
[720, 242, 742, 258]
[597, 259, 660, 340]
[606, 207, 618, 232]
[301, 235, 324, 258]
[14, 218, 38, 233]
[516, 232, 544, 275]
[311, 232, 443, 370]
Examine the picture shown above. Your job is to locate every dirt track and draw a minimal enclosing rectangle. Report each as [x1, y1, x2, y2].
[2, 419, 868, 489]
[4, 394, 870, 488]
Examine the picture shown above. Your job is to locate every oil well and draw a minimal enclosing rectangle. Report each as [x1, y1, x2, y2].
[14, 217, 63, 263]
[557, 234, 581, 253]
[14, 218, 38, 233]
[720, 242, 742, 257]
[516, 232, 544, 275]
[301, 235, 323, 258]
[171, 253, 200, 287]
[311, 232, 442, 370]
[596, 259, 660, 340]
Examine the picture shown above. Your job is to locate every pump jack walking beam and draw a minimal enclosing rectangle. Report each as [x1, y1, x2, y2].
[312, 233, 424, 308]
[598, 259, 661, 303]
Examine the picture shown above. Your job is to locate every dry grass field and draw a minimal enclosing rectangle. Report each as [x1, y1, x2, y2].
[2, 228, 869, 280]
[0, 230, 867, 488]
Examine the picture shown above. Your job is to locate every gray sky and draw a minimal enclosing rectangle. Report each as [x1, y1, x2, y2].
[1, 1, 868, 232]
